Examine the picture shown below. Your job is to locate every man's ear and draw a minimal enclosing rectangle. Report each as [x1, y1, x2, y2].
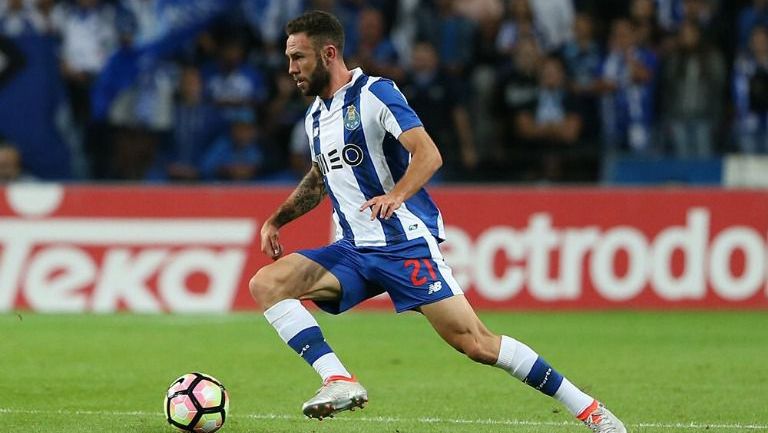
[322, 45, 337, 64]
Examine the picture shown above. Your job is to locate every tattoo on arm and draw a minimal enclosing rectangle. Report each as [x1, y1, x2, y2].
[272, 165, 326, 227]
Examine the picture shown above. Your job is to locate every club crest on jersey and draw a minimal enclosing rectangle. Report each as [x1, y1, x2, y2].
[344, 105, 361, 130]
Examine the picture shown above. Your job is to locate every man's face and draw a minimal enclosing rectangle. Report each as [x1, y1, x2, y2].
[0, 148, 21, 182]
[411, 43, 438, 74]
[541, 59, 564, 89]
[611, 21, 634, 51]
[286, 33, 331, 97]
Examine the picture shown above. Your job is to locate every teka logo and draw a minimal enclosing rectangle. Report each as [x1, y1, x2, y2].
[0, 185, 256, 313]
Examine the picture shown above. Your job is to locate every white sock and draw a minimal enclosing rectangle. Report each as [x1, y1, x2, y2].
[263, 299, 351, 382]
[494, 335, 537, 380]
[495, 335, 594, 416]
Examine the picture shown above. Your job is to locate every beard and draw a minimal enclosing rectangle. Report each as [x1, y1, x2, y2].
[302, 57, 331, 97]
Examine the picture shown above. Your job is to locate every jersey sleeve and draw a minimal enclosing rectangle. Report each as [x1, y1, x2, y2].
[369, 79, 423, 138]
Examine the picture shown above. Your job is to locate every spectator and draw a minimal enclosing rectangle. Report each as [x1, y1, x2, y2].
[240, 0, 306, 47]
[202, 36, 267, 117]
[237, 0, 306, 71]
[738, 0, 768, 50]
[106, 23, 176, 134]
[599, 18, 659, 155]
[348, 7, 404, 82]
[630, 0, 662, 49]
[0, 0, 45, 37]
[149, 65, 224, 182]
[682, 0, 718, 28]
[733, 26, 768, 154]
[34, 0, 58, 35]
[656, 0, 685, 34]
[514, 56, 583, 181]
[200, 109, 264, 181]
[55, 0, 118, 129]
[400, 40, 478, 180]
[661, 21, 725, 158]
[496, 0, 543, 58]
[119, 0, 160, 45]
[365, 0, 400, 34]
[468, 1, 504, 166]
[471, 0, 503, 66]
[561, 12, 602, 140]
[657, 0, 718, 33]
[494, 35, 543, 174]
[416, 0, 477, 78]
[89, 12, 175, 179]
[390, 0, 420, 68]
[529, 0, 575, 52]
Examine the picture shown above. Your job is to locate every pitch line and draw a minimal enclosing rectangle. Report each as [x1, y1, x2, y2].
[1, 408, 766, 431]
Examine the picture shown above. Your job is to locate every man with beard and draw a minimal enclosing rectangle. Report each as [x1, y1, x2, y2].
[248, 10, 627, 433]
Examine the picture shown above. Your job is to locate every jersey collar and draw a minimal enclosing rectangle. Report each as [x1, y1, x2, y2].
[317, 68, 365, 112]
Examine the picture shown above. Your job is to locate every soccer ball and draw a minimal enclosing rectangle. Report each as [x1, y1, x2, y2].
[164, 372, 230, 433]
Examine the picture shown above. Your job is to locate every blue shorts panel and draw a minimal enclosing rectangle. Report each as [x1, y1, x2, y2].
[297, 237, 461, 314]
[297, 241, 385, 314]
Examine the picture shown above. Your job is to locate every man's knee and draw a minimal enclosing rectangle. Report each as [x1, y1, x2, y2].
[248, 266, 289, 309]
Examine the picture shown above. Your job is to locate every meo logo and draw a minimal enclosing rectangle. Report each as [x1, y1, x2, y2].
[315, 145, 364, 175]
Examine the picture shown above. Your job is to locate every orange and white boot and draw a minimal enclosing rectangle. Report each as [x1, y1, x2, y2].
[301, 375, 368, 420]
[579, 400, 627, 433]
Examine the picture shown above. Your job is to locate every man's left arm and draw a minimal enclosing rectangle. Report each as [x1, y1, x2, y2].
[359, 126, 442, 220]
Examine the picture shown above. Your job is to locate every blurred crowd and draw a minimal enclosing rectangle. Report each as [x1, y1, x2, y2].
[0, 0, 767, 183]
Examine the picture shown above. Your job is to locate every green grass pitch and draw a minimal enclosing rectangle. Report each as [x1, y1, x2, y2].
[1, 310, 767, 433]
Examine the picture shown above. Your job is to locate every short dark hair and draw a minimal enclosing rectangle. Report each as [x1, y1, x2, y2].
[285, 10, 345, 53]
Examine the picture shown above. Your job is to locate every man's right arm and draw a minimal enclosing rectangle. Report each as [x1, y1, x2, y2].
[261, 164, 326, 259]
[271, 164, 326, 227]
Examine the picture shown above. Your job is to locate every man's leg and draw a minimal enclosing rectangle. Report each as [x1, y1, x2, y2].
[249, 253, 367, 419]
[419, 295, 626, 432]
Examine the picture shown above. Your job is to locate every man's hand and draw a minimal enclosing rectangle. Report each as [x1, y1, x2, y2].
[260, 220, 284, 260]
[360, 192, 404, 221]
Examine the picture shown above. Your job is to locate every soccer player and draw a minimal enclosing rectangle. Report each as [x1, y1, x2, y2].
[249, 10, 627, 433]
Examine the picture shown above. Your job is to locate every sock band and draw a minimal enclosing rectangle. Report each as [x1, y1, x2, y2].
[524, 357, 564, 396]
[287, 326, 334, 364]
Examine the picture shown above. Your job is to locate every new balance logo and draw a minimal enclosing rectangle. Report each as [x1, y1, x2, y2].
[427, 281, 442, 294]
[299, 344, 311, 358]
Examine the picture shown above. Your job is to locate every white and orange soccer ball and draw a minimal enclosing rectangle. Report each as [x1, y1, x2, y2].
[165, 372, 230, 433]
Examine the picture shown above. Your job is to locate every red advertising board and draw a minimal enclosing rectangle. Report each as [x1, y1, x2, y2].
[0, 184, 766, 312]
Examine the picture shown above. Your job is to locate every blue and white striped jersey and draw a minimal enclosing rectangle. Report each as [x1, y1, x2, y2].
[305, 68, 446, 247]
